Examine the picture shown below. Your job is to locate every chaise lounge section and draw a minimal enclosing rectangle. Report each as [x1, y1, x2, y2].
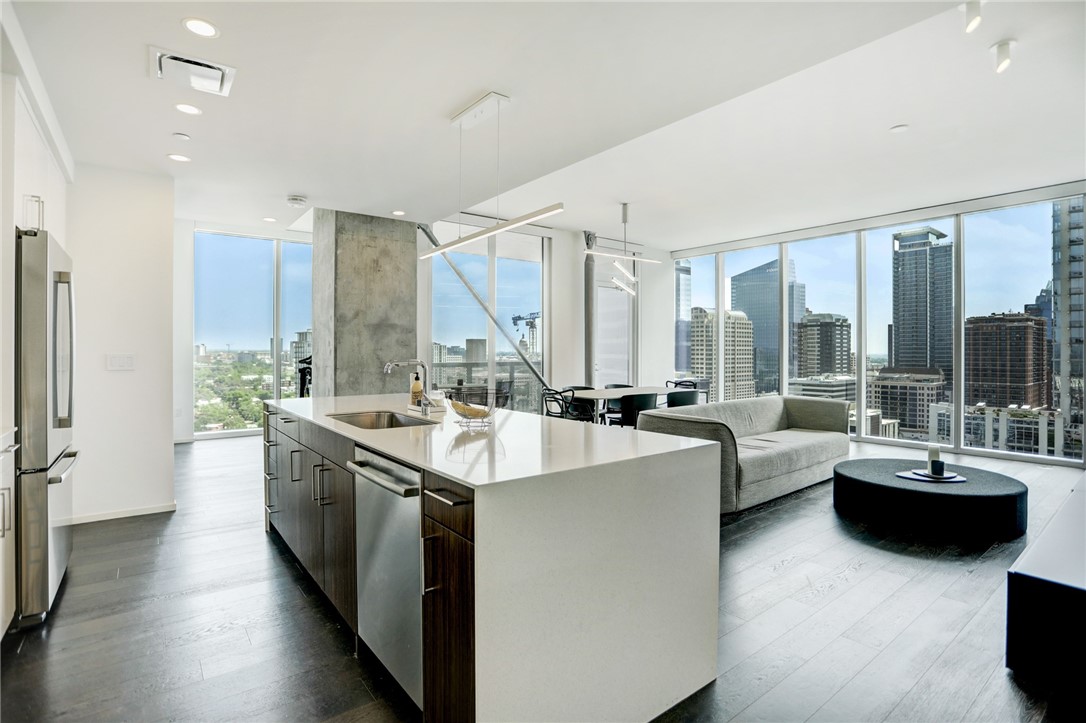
[637, 395, 850, 513]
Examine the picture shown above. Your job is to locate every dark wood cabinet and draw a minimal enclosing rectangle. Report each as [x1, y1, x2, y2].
[422, 516, 475, 723]
[422, 473, 476, 722]
[264, 411, 356, 634]
[320, 461, 357, 631]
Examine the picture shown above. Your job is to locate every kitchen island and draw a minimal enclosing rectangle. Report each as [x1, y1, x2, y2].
[264, 394, 720, 722]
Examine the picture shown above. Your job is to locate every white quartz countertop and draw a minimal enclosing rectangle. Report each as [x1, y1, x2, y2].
[271, 394, 716, 489]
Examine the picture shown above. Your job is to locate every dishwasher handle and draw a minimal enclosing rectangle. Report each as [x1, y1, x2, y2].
[346, 460, 420, 498]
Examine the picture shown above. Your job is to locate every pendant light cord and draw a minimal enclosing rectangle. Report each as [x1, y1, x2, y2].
[457, 123, 463, 240]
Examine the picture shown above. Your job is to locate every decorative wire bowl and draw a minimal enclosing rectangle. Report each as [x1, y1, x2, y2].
[446, 388, 498, 428]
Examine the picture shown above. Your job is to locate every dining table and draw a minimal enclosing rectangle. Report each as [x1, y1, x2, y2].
[572, 386, 675, 423]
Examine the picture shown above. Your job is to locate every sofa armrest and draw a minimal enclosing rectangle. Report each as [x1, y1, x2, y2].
[637, 410, 738, 512]
[782, 396, 850, 433]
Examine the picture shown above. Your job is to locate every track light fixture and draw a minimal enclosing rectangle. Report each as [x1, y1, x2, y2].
[990, 39, 1016, 74]
[964, 1, 982, 33]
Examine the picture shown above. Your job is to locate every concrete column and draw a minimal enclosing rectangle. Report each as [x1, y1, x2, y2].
[997, 411, 1008, 450]
[312, 209, 417, 397]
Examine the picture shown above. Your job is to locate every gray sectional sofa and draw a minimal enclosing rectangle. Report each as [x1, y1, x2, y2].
[637, 395, 850, 513]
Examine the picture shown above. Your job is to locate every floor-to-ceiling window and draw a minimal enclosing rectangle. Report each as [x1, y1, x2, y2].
[672, 184, 1085, 464]
[429, 221, 545, 413]
[674, 255, 719, 401]
[962, 196, 1084, 460]
[193, 232, 312, 435]
[865, 217, 956, 444]
[725, 246, 785, 397]
[594, 256, 636, 387]
[786, 234, 857, 405]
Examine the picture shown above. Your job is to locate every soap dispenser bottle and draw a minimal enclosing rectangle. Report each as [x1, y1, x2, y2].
[410, 372, 423, 407]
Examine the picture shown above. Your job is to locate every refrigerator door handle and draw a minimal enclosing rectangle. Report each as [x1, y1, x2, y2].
[47, 450, 80, 485]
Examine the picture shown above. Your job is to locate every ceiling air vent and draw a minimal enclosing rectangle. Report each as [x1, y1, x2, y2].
[149, 46, 236, 97]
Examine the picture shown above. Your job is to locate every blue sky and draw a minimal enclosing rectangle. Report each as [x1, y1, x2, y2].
[686, 201, 1057, 356]
[194, 232, 312, 351]
[432, 252, 542, 352]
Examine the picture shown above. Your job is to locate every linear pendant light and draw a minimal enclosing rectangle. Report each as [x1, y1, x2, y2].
[586, 200, 660, 263]
[419, 203, 565, 259]
[611, 276, 637, 296]
[422, 91, 564, 261]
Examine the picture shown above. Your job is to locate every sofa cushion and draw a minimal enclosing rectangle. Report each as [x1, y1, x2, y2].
[643, 396, 787, 438]
[736, 428, 849, 487]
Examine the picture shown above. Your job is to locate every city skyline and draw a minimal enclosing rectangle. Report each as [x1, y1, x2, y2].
[685, 203, 1054, 355]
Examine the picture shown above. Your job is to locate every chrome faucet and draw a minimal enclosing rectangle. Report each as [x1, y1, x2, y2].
[384, 359, 435, 415]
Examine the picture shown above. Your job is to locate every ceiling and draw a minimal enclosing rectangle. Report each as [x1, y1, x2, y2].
[9, 2, 1083, 254]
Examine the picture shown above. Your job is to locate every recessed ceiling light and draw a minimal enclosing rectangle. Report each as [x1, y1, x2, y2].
[889, 124, 910, 134]
[176, 103, 202, 115]
[392, 210, 406, 216]
[167, 154, 191, 162]
[183, 18, 219, 38]
[263, 217, 278, 223]
[172, 132, 191, 141]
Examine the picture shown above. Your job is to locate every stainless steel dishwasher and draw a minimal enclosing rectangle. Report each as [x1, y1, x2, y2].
[347, 446, 423, 710]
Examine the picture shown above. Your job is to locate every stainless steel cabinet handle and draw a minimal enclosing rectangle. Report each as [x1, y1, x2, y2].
[311, 464, 323, 501]
[281, 417, 296, 424]
[264, 473, 278, 511]
[317, 467, 331, 506]
[1, 443, 20, 456]
[263, 408, 277, 417]
[345, 461, 419, 498]
[289, 450, 301, 482]
[421, 534, 439, 595]
[0, 489, 7, 538]
[263, 440, 278, 449]
[48, 449, 80, 485]
[424, 488, 470, 507]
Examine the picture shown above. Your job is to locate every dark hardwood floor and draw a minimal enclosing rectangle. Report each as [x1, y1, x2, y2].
[2, 437, 1080, 721]
[656, 443, 1081, 723]
[1, 435, 420, 723]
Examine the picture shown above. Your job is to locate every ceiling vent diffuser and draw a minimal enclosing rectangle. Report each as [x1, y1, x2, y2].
[149, 46, 236, 96]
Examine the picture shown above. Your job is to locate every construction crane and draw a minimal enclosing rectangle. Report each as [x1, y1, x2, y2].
[511, 312, 542, 356]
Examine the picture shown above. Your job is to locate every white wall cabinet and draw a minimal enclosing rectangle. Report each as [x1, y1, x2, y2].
[12, 82, 67, 242]
[1, 430, 17, 632]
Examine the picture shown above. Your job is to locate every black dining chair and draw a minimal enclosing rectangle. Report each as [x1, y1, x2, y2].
[667, 379, 698, 389]
[561, 386, 597, 423]
[601, 383, 633, 423]
[666, 390, 700, 408]
[608, 393, 658, 428]
[541, 387, 570, 418]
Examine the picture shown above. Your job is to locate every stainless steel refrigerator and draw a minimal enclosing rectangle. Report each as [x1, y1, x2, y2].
[13, 227, 77, 629]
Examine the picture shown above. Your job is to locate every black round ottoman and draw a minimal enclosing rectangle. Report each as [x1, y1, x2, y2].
[833, 458, 1028, 541]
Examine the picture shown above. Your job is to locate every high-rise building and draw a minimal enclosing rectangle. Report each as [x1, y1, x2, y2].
[1051, 198, 1085, 429]
[730, 258, 805, 394]
[867, 367, 945, 439]
[432, 342, 448, 385]
[721, 309, 755, 401]
[890, 227, 953, 394]
[689, 307, 719, 402]
[1025, 283, 1054, 340]
[964, 313, 1049, 409]
[465, 338, 487, 363]
[289, 329, 313, 366]
[797, 312, 851, 377]
[790, 374, 855, 401]
[675, 260, 692, 373]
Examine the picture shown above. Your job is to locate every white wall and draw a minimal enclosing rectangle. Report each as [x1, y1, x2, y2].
[173, 218, 194, 442]
[68, 164, 175, 523]
[546, 228, 586, 387]
[1, 74, 16, 435]
[637, 244, 675, 386]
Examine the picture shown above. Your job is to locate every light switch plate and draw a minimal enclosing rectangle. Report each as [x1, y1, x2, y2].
[106, 353, 135, 371]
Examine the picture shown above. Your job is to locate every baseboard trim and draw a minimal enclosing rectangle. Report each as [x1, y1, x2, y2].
[64, 502, 178, 526]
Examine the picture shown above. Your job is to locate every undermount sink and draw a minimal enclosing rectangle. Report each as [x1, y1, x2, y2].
[327, 411, 438, 430]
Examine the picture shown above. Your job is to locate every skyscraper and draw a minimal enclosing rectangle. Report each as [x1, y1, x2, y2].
[867, 367, 945, 439]
[797, 312, 851, 377]
[674, 260, 692, 373]
[689, 307, 718, 402]
[964, 313, 1049, 409]
[721, 310, 755, 401]
[891, 226, 953, 394]
[1051, 197, 1085, 428]
[730, 258, 805, 394]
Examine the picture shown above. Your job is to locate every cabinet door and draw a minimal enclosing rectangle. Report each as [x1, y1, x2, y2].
[423, 517, 474, 722]
[320, 461, 357, 632]
[299, 447, 325, 589]
[273, 433, 295, 550]
[1, 444, 16, 631]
